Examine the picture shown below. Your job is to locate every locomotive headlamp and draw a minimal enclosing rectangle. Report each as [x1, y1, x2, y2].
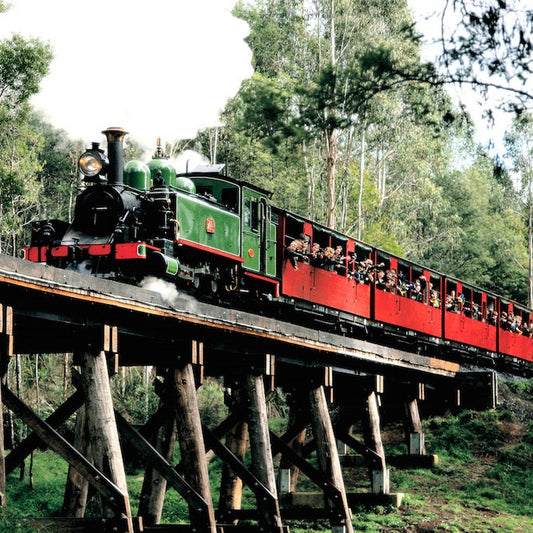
[78, 143, 109, 180]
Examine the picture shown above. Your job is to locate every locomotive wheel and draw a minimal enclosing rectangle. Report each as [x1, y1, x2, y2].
[210, 279, 218, 293]
[193, 275, 201, 289]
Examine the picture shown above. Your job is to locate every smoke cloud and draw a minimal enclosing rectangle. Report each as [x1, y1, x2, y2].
[140, 276, 199, 314]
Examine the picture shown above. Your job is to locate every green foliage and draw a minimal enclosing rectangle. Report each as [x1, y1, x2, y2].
[30, 115, 84, 222]
[234, 0, 309, 80]
[414, 149, 529, 301]
[0, 106, 46, 254]
[197, 378, 228, 428]
[0, 32, 54, 255]
[111, 367, 159, 424]
[504, 378, 533, 396]
[2, 451, 68, 533]
[0, 34, 52, 106]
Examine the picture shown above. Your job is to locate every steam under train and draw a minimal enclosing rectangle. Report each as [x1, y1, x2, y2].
[23, 127, 533, 374]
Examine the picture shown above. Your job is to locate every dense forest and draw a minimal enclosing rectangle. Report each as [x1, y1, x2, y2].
[0, 0, 531, 306]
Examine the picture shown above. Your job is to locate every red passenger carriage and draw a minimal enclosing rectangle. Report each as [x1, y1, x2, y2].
[275, 208, 533, 368]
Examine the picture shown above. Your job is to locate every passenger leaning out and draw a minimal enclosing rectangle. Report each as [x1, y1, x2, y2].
[307, 242, 324, 267]
[430, 290, 441, 308]
[286, 233, 308, 270]
[323, 247, 336, 271]
[360, 259, 373, 283]
[385, 269, 397, 292]
[347, 253, 359, 280]
[332, 245, 346, 275]
[350, 259, 365, 283]
[376, 270, 387, 290]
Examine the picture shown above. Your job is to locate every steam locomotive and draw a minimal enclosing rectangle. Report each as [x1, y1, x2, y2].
[23, 128, 533, 374]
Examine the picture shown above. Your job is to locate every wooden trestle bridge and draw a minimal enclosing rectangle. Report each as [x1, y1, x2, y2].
[0, 254, 498, 533]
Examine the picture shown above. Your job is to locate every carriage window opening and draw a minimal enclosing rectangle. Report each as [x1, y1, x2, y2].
[498, 301, 528, 334]
[285, 216, 304, 246]
[221, 187, 238, 212]
[500, 301, 511, 330]
[462, 287, 474, 318]
[313, 227, 330, 247]
[472, 290, 482, 321]
[445, 281, 459, 312]
[487, 295, 497, 325]
[243, 197, 251, 227]
[375, 254, 390, 291]
[251, 198, 259, 231]
[430, 275, 441, 307]
[353, 244, 372, 264]
[511, 306, 528, 334]
[411, 268, 427, 303]
[329, 236, 348, 275]
[396, 261, 410, 297]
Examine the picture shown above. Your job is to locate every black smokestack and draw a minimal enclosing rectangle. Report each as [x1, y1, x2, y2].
[102, 127, 128, 185]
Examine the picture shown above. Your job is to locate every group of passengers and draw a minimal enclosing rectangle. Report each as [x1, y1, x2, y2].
[286, 235, 383, 280]
[286, 235, 532, 333]
[286, 236, 435, 299]
[445, 294, 532, 334]
[499, 311, 532, 335]
[286, 234, 347, 273]
[446, 292, 486, 320]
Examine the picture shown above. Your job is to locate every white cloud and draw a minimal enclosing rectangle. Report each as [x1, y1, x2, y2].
[0, 0, 253, 149]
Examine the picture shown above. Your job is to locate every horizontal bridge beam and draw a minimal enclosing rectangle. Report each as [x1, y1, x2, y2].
[0, 254, 460, 379]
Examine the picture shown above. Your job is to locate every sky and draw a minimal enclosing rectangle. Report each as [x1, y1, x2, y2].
[0, 0, 253, 150]
[0, 0, 527, 158]
[408, 0, 532, 158]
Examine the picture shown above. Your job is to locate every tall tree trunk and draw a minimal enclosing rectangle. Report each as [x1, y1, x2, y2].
[143, 366, 151, 423]
[527, 193, 533, 308]
[325, 128, 338, 228]
[325, 0, 338, 229]
[35, 355, 40, 407]
[63, 354, 69, 400]
[357, 124, 366, 240]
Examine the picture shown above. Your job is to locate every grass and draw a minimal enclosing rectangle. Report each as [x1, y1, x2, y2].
[1, 381, 532, 532]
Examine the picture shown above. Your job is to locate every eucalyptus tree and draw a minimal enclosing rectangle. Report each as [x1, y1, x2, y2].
[0, 32, 53, 254]
[504, 113, 533, 306]
[224, 0, 450, 234]
[30, 115, 84, 224]
[296, 0, 441, 229]
[348, 88, 456, 255]
[196, 0, 315, 216]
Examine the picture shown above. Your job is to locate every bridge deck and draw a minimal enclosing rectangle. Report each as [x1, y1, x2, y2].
[0, 254, 461, 381]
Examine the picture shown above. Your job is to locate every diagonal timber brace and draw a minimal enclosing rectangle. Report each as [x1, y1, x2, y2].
[5, 389, 85, 474]
[269, 430, 346, 507]
[334, 425, 384, 469]
[202, 425, 278, 510]
[1, 384, 130, 518]
[113, 409, 211, 518]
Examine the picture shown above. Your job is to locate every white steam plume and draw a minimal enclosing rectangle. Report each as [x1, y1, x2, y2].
[140, 276, 198, 314]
